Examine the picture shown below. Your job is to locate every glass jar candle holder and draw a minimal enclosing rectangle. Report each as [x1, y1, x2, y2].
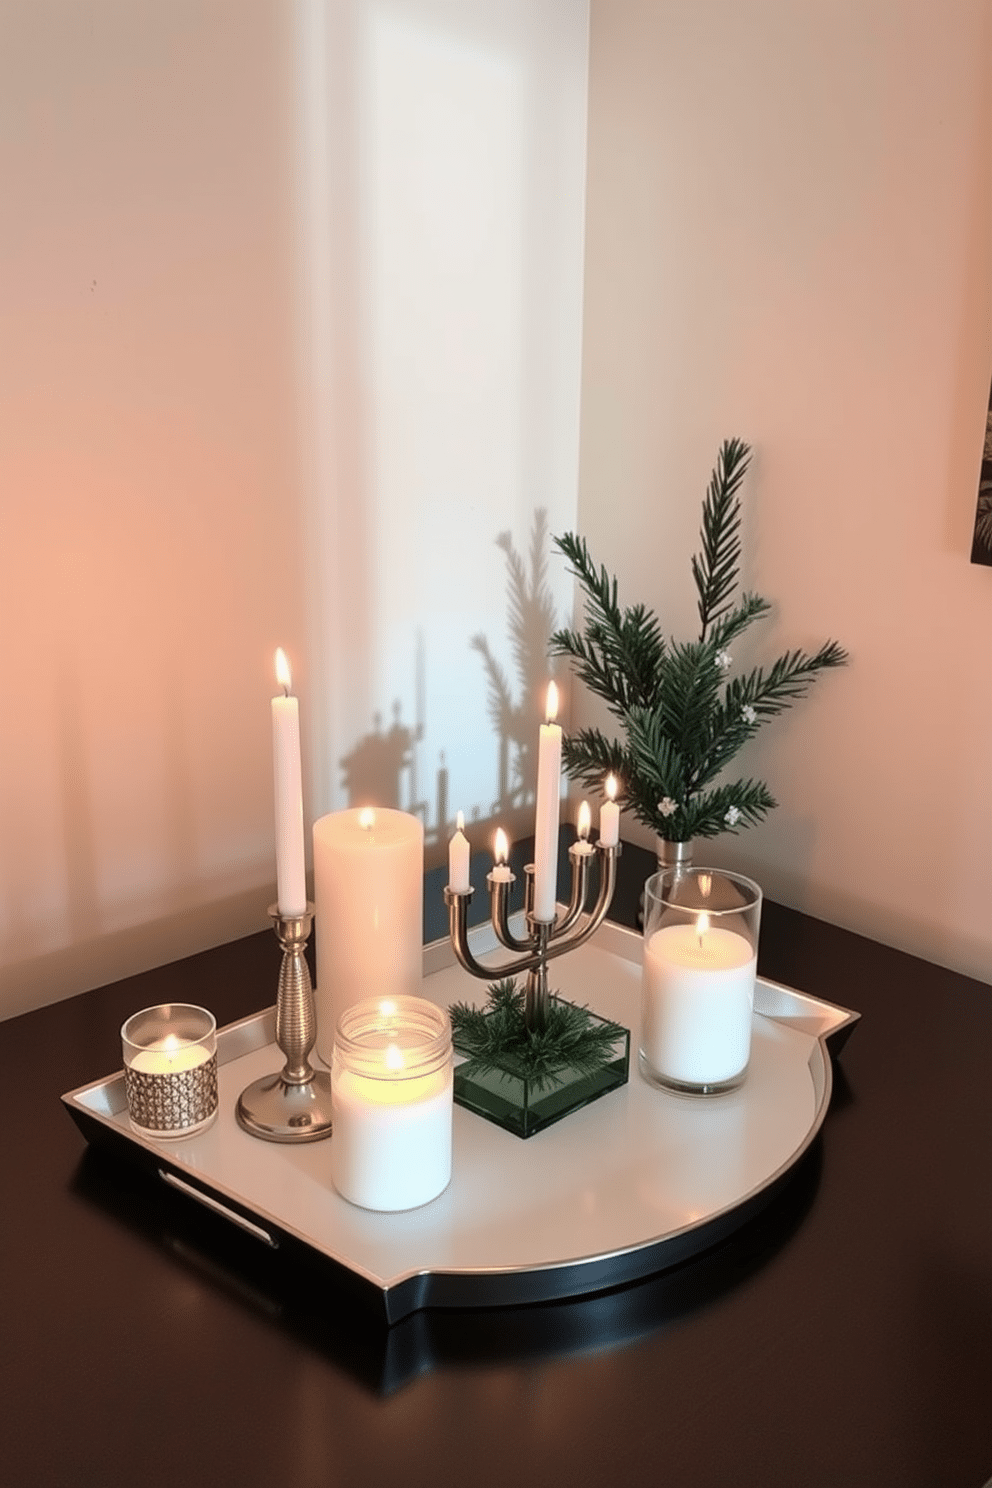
[121, 1003, 218, 1138]
[331, 995, 453, 1212]
[640, 868, 762, 1095]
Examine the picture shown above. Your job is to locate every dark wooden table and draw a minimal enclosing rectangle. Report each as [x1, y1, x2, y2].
[2, 842, 991, 1487]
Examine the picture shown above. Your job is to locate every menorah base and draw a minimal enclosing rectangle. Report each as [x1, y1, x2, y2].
[452, 1002, 629, 1140]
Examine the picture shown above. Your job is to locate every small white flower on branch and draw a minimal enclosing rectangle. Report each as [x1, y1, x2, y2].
[657, 797, 678, 818]
[724, 806, 742, 826]
[741, 704, 757, 724]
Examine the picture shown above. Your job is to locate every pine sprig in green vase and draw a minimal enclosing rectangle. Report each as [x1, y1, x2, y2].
[449, 979, 625, 1090]
[550, 439, 848, 843]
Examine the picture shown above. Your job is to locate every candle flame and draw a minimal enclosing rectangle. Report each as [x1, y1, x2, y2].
[456, 809, 465, 833]
[545, 680, 559, 724]
[494, 827, 509, 864]
[359, 807, 376, 830]
[384, 1043, 405, 1072]
[577, 801, 591, 840]
[274, 647, 292, 695]
[605, 773, 618, 802]
[696, 911, 711, 944]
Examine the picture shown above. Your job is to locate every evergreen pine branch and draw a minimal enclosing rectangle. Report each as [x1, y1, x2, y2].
[551, 533, 666, 710]
[706, 592, 773, 652]
[560, 728, 630, 793]
[680, 779, 778, 839]
[725, 641, 849, 717]
[449, 978, 626, 1091]
[692, 437, 751, 640]
[548, 625, 639, 719]
[552, 439, 848, 844]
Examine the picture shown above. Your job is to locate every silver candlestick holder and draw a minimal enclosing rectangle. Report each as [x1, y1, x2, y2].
[444, 838, 620, 1031]
[236, 903, 334, 1143]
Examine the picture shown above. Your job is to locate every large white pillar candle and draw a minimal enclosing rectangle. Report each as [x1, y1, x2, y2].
[331, 996, 453, 1211]
[313, 807, 424, 1063]
[271, 648, 307, 917]
[640, 868, 762, 1094]
[532, 681, 562, 921]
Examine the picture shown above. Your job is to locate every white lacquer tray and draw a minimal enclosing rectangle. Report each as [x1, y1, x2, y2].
[63, 920, 858, 1323]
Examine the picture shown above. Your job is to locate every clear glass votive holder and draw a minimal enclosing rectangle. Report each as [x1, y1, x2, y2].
[640, 868, 762, 1095]
[121, 1003, 219, 1138]
[331, 995, 453, 1212]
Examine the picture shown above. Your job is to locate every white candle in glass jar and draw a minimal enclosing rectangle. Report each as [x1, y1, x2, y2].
[642, 920, 756, 1086]
[312, 807, 424, 1062]
[331, 999, 453, 1212]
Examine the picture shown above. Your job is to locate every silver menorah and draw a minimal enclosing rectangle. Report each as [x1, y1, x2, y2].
[443, 838, 620, 1031]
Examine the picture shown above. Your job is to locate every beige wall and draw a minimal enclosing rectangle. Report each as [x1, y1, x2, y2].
[0, 0, 589, 1018]
[577, 0, 992, 983]
[1, 2, 303, 1016]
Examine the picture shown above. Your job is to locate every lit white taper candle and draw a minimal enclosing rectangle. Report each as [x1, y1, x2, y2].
[532, 681, 562, 922]
[599, 773, 620, 848]
[448, 810, 470, 892]
[272, 648, 307, 916]
[572, 800, 595, 858]
[491, 827, 513, 883]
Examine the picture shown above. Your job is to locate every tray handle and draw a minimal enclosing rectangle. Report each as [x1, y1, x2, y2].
[159, 1169, 279, 1249]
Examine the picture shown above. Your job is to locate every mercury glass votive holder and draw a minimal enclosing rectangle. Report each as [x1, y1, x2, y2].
[121, 1003, 219, 1138]
[330, 995, 453, 1212]
[640, 868, 762, 1095]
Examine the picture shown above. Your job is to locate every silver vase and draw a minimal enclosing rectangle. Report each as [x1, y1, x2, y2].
[639, 839, 694, 926]
[655, 838, 693, 877]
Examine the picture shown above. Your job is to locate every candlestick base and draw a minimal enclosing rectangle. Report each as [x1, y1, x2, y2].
[236, 904, 334, 1144]
[236, 1068, 334, 1143]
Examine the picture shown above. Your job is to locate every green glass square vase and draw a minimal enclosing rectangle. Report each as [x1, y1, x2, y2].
[452, 1004, 630, 1140]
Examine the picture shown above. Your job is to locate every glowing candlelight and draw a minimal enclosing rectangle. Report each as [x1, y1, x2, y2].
[491, 827, 513, 883]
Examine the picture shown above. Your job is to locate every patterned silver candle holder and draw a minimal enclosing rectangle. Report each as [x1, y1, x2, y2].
[122, 1003, 219, 1139]
[236, 903, 333, 1143]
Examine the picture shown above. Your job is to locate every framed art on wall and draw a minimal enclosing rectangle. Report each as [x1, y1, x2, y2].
[970, 375, 992, 565]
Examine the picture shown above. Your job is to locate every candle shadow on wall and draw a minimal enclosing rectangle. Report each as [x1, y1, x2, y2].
[339, 704, 423, 814]
[334, 509, 561, 873]
[470, 508, 560, 820]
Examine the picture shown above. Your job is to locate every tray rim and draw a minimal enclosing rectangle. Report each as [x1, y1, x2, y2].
[62, 919, 860, 1321]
